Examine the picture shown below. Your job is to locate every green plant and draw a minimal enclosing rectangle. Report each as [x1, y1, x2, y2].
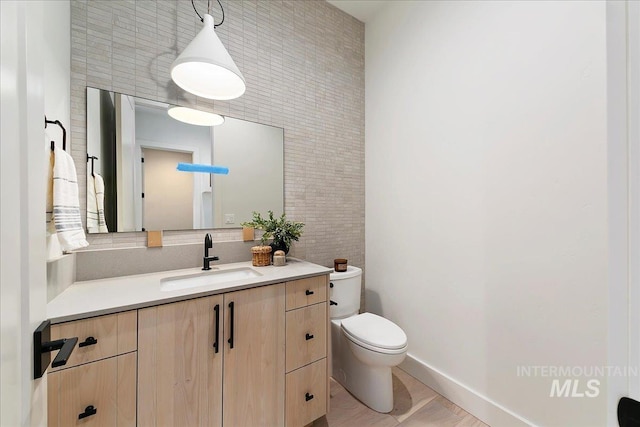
[242, 210, 304, 249]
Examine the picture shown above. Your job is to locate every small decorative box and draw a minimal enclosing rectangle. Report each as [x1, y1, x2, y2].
[251, 246, 272, 267]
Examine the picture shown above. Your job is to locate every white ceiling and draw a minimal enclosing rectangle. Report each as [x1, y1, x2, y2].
[326, 0, 389, 23]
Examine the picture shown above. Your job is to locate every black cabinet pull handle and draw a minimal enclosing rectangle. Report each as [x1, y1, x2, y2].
[228, 301, 234, 349]
[78, 336, 98, 348]
[213, 304, 220, 353]
[305, 333, 314, 341]
[330, 282, 334, 288]
[305, 289, 314, 296]
[305, 392, 314, 402]
[330, 300, 338, 306]
[78, 405, 97, 420]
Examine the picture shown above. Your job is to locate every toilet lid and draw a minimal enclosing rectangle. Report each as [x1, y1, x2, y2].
[340, 313, 407, 350]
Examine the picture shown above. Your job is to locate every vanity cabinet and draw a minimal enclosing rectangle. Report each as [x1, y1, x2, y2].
[137, 284, 286, 427]
[284, 276, 330, 427]
[47, 311, 137, 427]
[47, 271, 329, 427]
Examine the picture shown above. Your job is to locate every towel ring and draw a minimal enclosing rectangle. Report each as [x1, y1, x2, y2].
[45, 116, 66, 151]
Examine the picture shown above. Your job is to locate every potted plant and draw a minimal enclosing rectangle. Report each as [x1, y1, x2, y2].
[242, 210, 304, 254]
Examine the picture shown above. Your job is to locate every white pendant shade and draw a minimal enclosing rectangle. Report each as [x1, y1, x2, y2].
[167, 106, 225, 126]
[171, 14, 246, 100]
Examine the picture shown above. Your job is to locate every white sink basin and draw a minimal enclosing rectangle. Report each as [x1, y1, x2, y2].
[160, 267, 262, 292]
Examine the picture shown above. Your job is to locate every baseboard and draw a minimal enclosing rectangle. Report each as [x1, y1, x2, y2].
[399, 353, 535, 427]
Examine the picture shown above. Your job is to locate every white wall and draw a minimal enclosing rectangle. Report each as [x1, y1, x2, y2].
[625, 0, 640, 402]
[43, 0, 70, 148]
[366, 2, 611, 425]
[1, 0, 68, 425]
[606, 1, 634, 422]
[44, 0, 71, 261]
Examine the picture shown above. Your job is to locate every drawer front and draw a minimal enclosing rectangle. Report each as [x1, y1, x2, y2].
[48, 352, 137, 427]
[286, 303, 327, 373]
[286, 275, 327, 311]
[286, 359, 327, 427]
[51, 310, 137, 370]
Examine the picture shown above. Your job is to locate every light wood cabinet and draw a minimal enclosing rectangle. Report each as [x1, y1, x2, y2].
[284, 276, 330, 427]
[137, 295, 223, 427]
[47, 310, 137, 427]
[138, 284, 286, 427]
[286, 275, 327, 311]
[48, 273, 329, 427]
[48, 353, 137, 427]
[286, 359, 327, 427]
[223, 284, 286, 426]
[286, 302, 327, 373]
[50, 310, 137, 371]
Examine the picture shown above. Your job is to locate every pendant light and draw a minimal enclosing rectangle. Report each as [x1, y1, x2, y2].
[171, 0, 246, 100]
[167, 106, 225, 126]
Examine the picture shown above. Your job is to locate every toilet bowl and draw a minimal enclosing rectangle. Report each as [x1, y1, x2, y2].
[330, 267, 407, 413]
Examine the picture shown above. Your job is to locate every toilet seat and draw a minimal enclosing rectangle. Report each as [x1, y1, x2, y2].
[341, 313, 407, 354]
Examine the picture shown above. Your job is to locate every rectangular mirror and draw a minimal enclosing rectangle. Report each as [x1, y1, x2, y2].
[86, 87, 284, 233]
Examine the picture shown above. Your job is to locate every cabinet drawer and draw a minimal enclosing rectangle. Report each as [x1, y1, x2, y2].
[51, 310, 137, 371]
[286, 359, 327, 427]
[48, 352, 137, 427]
[286, 275, 327, 311]
[286, 303, 327, 372]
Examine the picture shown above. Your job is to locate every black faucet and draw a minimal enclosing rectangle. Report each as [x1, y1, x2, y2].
[202, 233, 219, 270]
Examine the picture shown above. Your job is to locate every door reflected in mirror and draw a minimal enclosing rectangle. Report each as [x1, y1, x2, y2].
[86, 87, 284, 233]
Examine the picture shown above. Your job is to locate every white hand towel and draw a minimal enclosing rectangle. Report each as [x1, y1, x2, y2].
[87, 174, 108, 233]
[94, 173, 109, 233]
[87, 174, 98, 233]
[46, 151, 55, 234]
[86, 174, 99, 233]
[46, 152, 63, 260]
[51, 149, 89, 251]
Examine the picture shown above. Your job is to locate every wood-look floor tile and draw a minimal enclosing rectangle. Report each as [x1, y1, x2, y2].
[312, 379, 399, 427]
[457, 413, 490, 427]
[389, 367, 439, 422]
[397, 398, 465, 427]
[317, 370, 489, 427]
[434, 396, 488, 426]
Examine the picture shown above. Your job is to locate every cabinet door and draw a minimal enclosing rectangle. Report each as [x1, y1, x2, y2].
[286, 359, 327, 427]
[223, 284, 286, 426]
[50, 310, 137, 371]
[48, 353, 136, 427]
[285, 302, 327, 372]
[138, 295, 223, 427]
[285, 276, 327, 311]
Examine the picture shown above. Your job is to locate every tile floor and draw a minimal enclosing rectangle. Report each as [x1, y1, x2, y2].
[312, 368, 489, 427]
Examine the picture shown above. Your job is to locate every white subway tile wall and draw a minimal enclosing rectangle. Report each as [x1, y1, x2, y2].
[71, 0, 365, 269]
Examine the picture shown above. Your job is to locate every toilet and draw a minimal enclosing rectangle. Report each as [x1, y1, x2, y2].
[330, 266, 408, 413]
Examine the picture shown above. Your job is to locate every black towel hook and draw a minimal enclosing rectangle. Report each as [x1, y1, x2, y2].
[45, 116, 66, 151]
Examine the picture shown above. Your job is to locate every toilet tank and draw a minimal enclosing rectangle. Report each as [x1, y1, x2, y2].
[329, 266, 362, 319]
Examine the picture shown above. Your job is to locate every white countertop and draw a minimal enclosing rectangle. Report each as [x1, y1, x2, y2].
[47, 258, 332, 323]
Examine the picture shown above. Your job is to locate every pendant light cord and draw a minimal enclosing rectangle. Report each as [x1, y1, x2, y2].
[191, 0, 225, 27]
[191, 0, 203, 22]
[214, 0, 224, 28]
